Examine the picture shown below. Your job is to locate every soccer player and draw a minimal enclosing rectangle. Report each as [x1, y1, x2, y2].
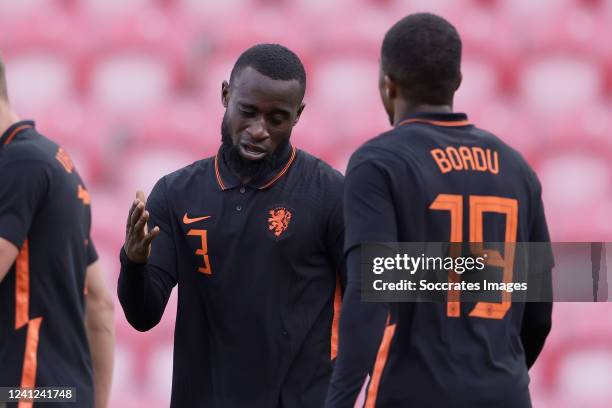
[118, 44, 344, 407]
[0, 58, 114, 407]
[325, 14, 553, 408]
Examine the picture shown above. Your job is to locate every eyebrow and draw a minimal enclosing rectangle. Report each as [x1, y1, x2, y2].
[238, 102, 291, 118]
[238, 102, 257, 111]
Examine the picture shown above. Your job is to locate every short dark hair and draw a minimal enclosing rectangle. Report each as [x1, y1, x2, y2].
[381, 13, 462, 104]
[229, 43, 306, 97]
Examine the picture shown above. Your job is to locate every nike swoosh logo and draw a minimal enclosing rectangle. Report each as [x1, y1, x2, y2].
[183, 214, 211, 224]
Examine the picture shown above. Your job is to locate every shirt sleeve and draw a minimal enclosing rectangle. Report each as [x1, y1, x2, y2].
[86, 237, 99, 265]
[326, 174, 346, 289]
[343, 158, 399, 253]
[117, 177, 178, 332]
[521, 171, 553, 368]
[0, 159, 51, 249]
[146, 178, 179, 279]
[326, 156, 397, 407]
[525, 171, 554, 300]
[325, 248, 389, 408]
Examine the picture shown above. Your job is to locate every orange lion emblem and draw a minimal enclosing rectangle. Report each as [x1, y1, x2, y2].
[268, 207, 292, 237]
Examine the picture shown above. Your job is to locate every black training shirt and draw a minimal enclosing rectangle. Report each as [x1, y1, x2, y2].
[0, 121, 97, 408]
[118, 143, 344, 407]
[326, 112, 553, 408]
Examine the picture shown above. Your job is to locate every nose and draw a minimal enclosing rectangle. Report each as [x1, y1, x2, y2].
[246, 117, 270, 141]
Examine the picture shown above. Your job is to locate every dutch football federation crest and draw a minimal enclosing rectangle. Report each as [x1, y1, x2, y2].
[267, 206, 293, 240]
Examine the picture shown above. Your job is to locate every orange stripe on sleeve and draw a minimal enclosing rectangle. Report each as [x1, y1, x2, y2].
[330, 276, 342, 360]
[364, 318, 397, 408]
[15, 240, 30, 330]
[18, 317, 43, 408]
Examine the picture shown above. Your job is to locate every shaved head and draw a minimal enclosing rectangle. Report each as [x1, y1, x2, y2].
[382, 13, 462, 105]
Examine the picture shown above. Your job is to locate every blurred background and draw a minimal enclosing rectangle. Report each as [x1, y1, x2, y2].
[1, 0, 611, 406]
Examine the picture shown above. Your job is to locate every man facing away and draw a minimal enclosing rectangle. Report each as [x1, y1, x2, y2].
[118, 44, 345, 407]
[0, 57, 115, 407]
[326, 13, 553, 408]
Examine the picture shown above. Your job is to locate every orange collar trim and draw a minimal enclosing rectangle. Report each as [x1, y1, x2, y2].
[398, 118, 471, 127]
[214, 146, 298, 191]
[214, 153, 227, 190]
[3, 124, 34, 145]
[258, 146, 297, 190]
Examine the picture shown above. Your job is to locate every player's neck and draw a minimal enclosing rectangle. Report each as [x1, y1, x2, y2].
[0, 101, 20, 137]
[393, 102, 453, 126]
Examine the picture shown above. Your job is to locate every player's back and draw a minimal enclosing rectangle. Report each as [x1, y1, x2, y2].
[350, 113, 544, 408]
[0, 122, 96, 407]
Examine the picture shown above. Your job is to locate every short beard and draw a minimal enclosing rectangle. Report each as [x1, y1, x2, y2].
[221, 113, 289, 182]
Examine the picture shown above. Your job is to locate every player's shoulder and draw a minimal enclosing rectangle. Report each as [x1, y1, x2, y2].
[295, 149, 344, 187]
[1, 126, 62, 173]
[154, 156, 214, 192]
[347, 128, 410, 172]
[2, 128, 51, 160]
[474, 125, 539, 179]
[293, 149, 343, 212]
[472, 126, 523, 157]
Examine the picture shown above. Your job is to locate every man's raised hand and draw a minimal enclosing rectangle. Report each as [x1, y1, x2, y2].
[123, 190, 159, 263]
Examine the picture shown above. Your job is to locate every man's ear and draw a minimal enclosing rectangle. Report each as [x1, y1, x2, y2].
[294, 102, 305, 126]
[454, 72, 463, 92]
[221, 81, 230, 108]
[383, 75, 397, 101]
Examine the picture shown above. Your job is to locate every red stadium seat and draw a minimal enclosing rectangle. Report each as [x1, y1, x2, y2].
[543, 102, 612, 151]
[110, 392, 164, 408]
[88, 54, 175, 117]
[111, 342, 138, 396]
[114, 319, 147, 365]
[4, 53, 74, 112]
[527, 6, 610, 58]
[535, 150, 612, 241]
[454, 56, 501, 112]
[499, 0, 574, 25]
[291, 113, 340, 163]
[148, 342, 175, 404]
[196, 54, 235, 97]
[79, 0, 153, 20]
[309, 57, 388, 150]
[115, 148, 201, 196]
[81, 10, 190, 118]
[129, 98, 218, 158]
[0, 0, 62, 22]
[207, 8, 312, 61]
[538, 308, 612, 407]
[175, 0, 254, 23]
[0, 9, 82, 53]
[114, 295, 177, 392]
[0, 12, 83, 113]
[469, 100, 540, 159]
[387, 0, 461, 18]
[453, 7, 522, 93]
[518, 55, 603, 119]
[310, 7, 389, 58]
[289, 0, 358, 21]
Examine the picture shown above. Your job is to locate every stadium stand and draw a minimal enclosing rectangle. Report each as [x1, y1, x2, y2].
[1, 1, 609, 406]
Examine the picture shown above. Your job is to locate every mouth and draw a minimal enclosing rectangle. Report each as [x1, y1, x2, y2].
[239, 143, 268, 160]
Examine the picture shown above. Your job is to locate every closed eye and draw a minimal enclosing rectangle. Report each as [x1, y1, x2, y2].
[269, 114, 286, 126]
[239, 109, 256, 118]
